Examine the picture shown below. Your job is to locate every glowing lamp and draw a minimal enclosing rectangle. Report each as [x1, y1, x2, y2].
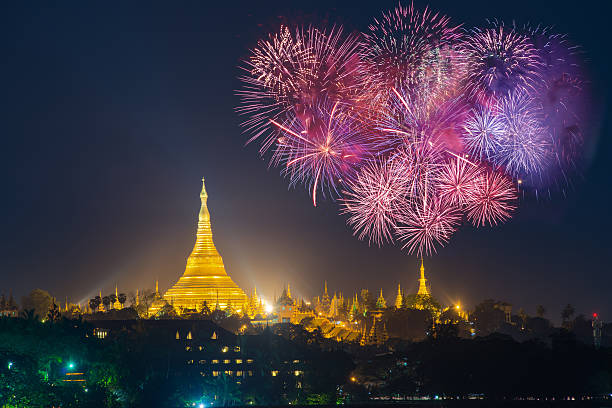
[264, 303, 273, 314]
[593, 313, 598, 318]
[7, 361, 13, 369]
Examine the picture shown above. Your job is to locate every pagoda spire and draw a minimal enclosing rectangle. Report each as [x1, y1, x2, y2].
[395, 283, 403, 309]
[417, 257, 430, 296]
[287, 283, 291, 299]
[183, 177, 227, 277]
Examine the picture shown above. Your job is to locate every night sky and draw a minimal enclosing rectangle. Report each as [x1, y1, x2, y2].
[1, 0, 609, 323]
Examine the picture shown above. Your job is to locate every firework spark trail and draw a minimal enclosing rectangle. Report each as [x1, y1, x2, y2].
[236, 4, 587, 255]
[270, 100, 374, 206]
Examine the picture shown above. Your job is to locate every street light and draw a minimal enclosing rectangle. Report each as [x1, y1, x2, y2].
[7, 361, 13, 369]
[67, 362, 75, 370]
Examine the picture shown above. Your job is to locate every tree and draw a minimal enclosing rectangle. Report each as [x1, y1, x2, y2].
[102, 296, 111, 311]
[46, 301, 61, 322]
[109, 294, 117, 308]
[89, 296, 101, 312]
[200, 300, 211, 316]
[561, 304, 575, 329]
[118, 293, 127, 308]
[536, 305, 546, 318]
[21, 289, 53, 321]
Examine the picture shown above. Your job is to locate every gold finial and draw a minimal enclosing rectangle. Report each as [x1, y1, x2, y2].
[155, 280, 159, 295]
[324, 281, 328, 296]
[200, 177, 208, 198]
[287, 283, 291, 299]
[420, 257, 425, 279]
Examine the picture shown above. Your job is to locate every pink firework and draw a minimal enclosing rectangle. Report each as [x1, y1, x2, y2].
[396, 195, 461, 256]
[436, 156, 482, 207]
[342, 157, 411, 246]
[271, 100, 372, 206]
[238, 25, 363, 154]
[363, 2, 462, 93]
[466, 170, 517, 227]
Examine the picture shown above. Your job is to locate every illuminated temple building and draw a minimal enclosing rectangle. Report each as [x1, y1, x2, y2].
[155, 178, 249, 314]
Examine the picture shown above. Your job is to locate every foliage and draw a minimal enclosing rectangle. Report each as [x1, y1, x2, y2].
[20, 289, 53, 321]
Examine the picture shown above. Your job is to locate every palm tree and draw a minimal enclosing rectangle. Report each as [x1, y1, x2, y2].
[109, 293, 117, 308]
[89, 296, 101, 312]
[118, 293, 127, 308]
[102, 296, 111, 311]
[536, 305, 546, 318]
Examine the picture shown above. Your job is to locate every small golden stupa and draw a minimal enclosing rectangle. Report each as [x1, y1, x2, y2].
[162, 178, 248, 312]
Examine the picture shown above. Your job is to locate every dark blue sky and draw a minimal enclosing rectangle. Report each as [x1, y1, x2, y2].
[1, 0, 609, 323]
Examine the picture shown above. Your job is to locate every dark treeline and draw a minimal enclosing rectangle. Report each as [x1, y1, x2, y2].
[2, 314, 612, 407]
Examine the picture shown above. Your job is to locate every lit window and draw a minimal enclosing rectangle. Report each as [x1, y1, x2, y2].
[223, 359, 230, 364]
[248, 370, 253, 376]
[186, 331, 192, 340]
[213, 371, 219, 377]
[212, 360, 219, 364]
[175, 331, 180, 340]
[96, 330, 107, 339]
[294, 370, 303, 376]
[199, 360, 206, 364]
[247, 359, 253, 363]
[293, 360, 300, 363]
[185, 346, 192, 352]
[187, 360, 194, 365]
[271, 370, 278, 377]
[224, 370, 233, 376]
[235, 359, 242, 364]
[221, 346, 228, 353]
[233, 346, 240, 352]
[236, 370, 244, 377]
[198, 346, 203, 351]
[200, 371, 206, 376]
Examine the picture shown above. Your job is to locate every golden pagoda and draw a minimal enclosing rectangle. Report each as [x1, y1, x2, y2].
[417, 258, 430, 296]
[163, 178, 248, 313]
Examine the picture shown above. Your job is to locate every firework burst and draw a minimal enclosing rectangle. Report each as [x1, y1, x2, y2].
[396, 195, 461, 256]
[436, 156, 481, 207]
[236, 4, 588, 256]
[271, 100, 373, 206]
[461, 105, 505, 161]
[461, 24, 543, 100]
[363, 3, 462, 94]
[342, 157, 411, 246]
[467, 170, 517, 227]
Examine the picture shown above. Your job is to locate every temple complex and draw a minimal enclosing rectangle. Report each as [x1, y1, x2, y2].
[156, 178, 248, 314]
